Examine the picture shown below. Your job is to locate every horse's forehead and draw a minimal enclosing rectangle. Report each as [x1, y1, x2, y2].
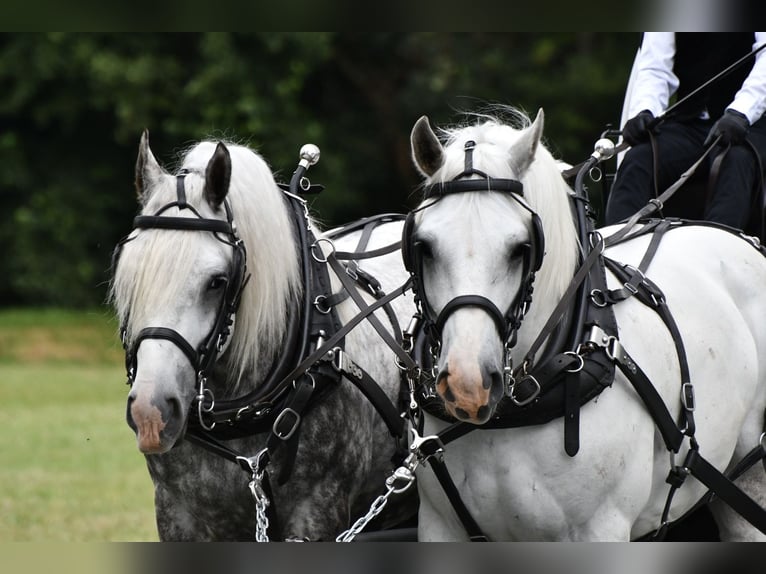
[418, 194, 527, 245]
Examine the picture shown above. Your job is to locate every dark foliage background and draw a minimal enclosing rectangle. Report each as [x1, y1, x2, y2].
[0, 33, 639, 307]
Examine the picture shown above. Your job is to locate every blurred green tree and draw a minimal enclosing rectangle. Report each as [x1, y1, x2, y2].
[0, 32, 638, 307]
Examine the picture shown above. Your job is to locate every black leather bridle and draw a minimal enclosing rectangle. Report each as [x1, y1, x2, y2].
[113, 170, 249, 426]
[402, 140, 545, 353]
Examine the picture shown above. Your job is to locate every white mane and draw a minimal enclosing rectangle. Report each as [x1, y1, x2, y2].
[434, 110, 580, 302]
[111, 141, 303, 392]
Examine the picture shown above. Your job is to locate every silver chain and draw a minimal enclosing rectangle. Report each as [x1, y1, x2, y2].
[336, 462, 417, 542]
[237, 449, 271, 542]
[336, 429, 443, 542]
[248, 473, 271, 542]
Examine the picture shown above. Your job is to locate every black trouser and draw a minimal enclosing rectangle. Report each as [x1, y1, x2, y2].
[605, 117, 766, 229]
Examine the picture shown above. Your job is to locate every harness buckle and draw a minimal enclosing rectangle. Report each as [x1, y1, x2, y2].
[681, 382, 695, 412]
[509, 374, 540, 406]
[273, 408, 301, 440]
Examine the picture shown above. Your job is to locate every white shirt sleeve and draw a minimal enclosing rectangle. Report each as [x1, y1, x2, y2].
[624, 32, 678, 122]
[728, 32, 766, 124]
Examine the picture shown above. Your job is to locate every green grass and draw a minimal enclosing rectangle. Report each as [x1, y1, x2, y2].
[0, 308, 158, 541]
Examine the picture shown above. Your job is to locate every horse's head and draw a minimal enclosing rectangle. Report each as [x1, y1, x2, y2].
[406, 109, 577, 424]
[111, 132, 247, 453]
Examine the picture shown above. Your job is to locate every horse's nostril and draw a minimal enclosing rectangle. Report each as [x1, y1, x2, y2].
[476, 404, 490, 421]
[455, 407, 470, 420]
[436, 368, 457, 403]
[482, 366, 503, 390]
[166, 396, 182, 420]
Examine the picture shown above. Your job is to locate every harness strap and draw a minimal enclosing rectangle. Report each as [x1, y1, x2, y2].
[517, 233, 604, 370]
[604, 334, 684, 452]
[327, 255, 419, 373]
[208, 280, 413, 422]
[426, 455, 489, 541]
[683, 448, 766, 534]
[333, 215, 405, 341]
[335, 242, 402, 261]
[653, 439, 766, 540]
[410, 431, 489, 541]
[590, 324, 766, 536]
[601, 219, 672, 304]
[176, 173, 188, 208]
[266, 376, 316, 485]
[328, 348, 404, 437]
[604, 136, 722, 247]
[604, 255, 696, 438]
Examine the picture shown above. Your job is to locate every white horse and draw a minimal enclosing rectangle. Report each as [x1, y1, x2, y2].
[405, 107, 766, 541]
[110, 134, 416, 540]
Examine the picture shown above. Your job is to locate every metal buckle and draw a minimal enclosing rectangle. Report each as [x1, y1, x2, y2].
[681, 382, 695, 412]
[510, 374, 540, 406]
[273, 408, 301, 440]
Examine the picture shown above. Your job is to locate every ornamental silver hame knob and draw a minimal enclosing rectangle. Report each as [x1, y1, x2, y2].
[592, 138, 616, 160]
[299, 144, 321, 167]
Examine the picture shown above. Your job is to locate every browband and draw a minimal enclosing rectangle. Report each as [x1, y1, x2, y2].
[423, 178, 524, 199]
[133, 215, 234, 234]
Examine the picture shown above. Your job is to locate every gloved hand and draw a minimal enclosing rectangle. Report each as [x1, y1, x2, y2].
[622, 110, 656, 146]
[705, 109, 750, 147]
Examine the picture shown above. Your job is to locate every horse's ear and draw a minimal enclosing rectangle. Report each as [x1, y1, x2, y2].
[204, 142, 232, 209]
[411, 115, 444, 177]
[135, 129, 166, 205]
[508, 108, 545, 177]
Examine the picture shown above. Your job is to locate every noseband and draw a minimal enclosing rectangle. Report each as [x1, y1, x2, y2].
[403, 140, 545, 352]
[113, 170, 249, 425]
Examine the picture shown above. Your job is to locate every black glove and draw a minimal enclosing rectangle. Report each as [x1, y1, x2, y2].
[622, 110, 656, 146]
[705, 109, 750, 147]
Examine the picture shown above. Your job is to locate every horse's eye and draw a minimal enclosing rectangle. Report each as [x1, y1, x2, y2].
[508, 244, 526, 263]
[415, 240, 434, 261]
[208, 275, 228, 291]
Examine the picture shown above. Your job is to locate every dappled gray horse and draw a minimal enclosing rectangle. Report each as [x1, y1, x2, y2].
[111, 134, 416, 540]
